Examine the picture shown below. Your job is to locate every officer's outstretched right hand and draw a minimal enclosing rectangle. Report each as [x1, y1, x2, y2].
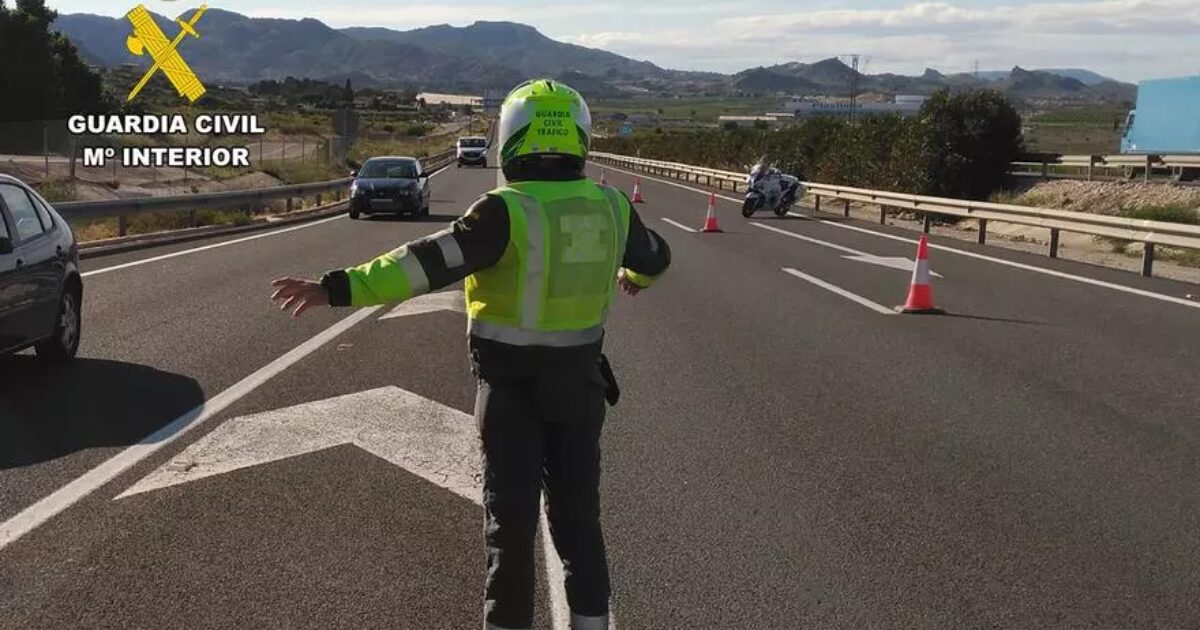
[271, 277, 329, 318]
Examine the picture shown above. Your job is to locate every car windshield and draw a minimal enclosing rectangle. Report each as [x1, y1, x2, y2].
[459, 138, 486, 148]
[360, 160, 417, 179]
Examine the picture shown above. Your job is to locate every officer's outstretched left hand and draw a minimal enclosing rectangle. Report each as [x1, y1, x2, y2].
[271, 277, 329, 318]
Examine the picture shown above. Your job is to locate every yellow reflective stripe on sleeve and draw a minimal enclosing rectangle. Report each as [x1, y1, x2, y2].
[623, 269, 657, 289]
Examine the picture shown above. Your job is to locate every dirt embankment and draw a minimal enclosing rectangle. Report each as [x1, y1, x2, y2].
[1010, 180, 1200, 218]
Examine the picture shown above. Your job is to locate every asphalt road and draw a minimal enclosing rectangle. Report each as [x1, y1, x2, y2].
[1, 156, 1198, 629]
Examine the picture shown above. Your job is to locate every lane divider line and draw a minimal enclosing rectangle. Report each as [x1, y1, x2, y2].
[660, 217, 698, 233]
[782, 268, 896, 316]
[593, 161, 1200, 311]
[0, 306, 383, 552]
[83, 215, 346, 278]
[84, 164, 455, 278]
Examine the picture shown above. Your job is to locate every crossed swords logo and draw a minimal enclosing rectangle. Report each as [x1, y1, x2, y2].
[124, 4, 209, 103]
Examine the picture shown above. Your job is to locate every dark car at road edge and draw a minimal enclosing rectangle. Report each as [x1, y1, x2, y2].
[0, 174, 83, 361]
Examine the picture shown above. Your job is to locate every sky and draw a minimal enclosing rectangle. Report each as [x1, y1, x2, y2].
[46, 0, 1200, 82]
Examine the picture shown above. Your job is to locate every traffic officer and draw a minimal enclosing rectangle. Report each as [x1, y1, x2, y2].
[270, 79, 671, 630]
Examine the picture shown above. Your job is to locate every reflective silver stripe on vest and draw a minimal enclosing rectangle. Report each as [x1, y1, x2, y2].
[387, 245, 430, 297]
[432, 229, 465, 268]
[599, 185, 629, 264]
[510, 192, 546, 330]
[470, 320, 603, 347]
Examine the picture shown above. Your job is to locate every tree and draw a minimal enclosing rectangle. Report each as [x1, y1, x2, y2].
[892, 89, 1023, 200]
[0, 0, 106, 122]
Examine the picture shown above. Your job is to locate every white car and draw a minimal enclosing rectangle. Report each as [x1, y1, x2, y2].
[456, 137, 488, 168]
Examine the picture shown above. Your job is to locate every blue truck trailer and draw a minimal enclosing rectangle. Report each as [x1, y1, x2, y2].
[1121, 75, 1200, 155]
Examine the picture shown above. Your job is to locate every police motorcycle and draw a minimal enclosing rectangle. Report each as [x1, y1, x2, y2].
[741, 157, 804, 218]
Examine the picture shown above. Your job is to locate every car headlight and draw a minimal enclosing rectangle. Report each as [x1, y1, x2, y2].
[350, 181, 360, 196]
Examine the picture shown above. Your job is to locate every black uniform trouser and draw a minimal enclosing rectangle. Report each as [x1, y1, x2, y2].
[470, 336, 612, 630]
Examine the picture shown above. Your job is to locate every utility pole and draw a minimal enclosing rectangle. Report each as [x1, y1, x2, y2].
[849, 54, 860, 124]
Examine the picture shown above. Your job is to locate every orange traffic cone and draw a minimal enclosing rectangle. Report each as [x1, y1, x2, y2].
[700, 193, 722, 233]
[896, 235, 943, 314]
[631, 177, 645, 203]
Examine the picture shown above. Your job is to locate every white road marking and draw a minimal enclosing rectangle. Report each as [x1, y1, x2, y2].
[379, 290, 466, 320]
[83, 215, 346, 278]
[842, 253, 943, 278]
[809, 218, 1200, 310]
[0, 306, 382, 551]
[660, 217, 698, 233]
[593, 161, 1200, 311]
[751, 222, 941, 276]
[83, 165, 454, 278]
[782, 267, 897, 315]
[117, 386, 479, 502]
[540, 507, 571, 630]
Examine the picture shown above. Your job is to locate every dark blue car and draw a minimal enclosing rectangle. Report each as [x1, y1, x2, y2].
[0, 174, 82, 360]
[348, 157, 431, 220]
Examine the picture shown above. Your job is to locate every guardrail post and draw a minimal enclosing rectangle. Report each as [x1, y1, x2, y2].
[316, 193, 323, 206]
[1145, 155, 1152, 183]
[1142, 244, 1155, 277]
[1087, 156, 1095, 182]
[1041, 160, 1049, 180]
[843, 199, 850, 218]
[922, 213, 932, 234]
[978, 219, 987, 244]
[286, 197, 293, 213]
[879, 205, 887, 225]
[1049, 228, 1060, 258]
[814, 196, 821, 213]
[118, 215, 127, 237]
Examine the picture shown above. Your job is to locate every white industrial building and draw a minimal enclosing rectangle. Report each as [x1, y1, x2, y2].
[784, 95, 928, 118]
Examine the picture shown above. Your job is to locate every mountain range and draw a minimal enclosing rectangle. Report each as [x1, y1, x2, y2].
[52, 8, 1136, 104]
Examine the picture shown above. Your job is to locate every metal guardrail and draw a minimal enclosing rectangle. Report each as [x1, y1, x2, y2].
[55, 149, 457, 234]
[1011, 153, 1200, 183]
[590, 151, 1200, 278]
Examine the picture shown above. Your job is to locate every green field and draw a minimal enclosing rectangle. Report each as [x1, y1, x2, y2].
[1023, 105, 1131, 154]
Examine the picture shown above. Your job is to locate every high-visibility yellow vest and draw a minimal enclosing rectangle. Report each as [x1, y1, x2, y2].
[466, 180, 630, 347]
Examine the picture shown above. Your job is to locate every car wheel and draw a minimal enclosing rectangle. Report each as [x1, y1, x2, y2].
[349, 208, 360, 219]
[35, 282, 82, 361]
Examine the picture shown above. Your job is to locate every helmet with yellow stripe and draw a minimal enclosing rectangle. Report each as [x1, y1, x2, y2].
[498, 79, 592, 172]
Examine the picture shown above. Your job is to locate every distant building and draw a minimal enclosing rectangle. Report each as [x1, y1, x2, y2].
[784, 95, 928, 118]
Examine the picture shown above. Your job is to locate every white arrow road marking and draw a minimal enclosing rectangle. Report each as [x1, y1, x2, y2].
[842, 254, 943, 278]
[118, 386, 481, 502]
[379, 290, 466, 320]
[0, 306, 382, 551]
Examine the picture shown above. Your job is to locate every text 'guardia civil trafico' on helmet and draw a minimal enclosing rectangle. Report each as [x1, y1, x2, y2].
[498, 79, 592, 168]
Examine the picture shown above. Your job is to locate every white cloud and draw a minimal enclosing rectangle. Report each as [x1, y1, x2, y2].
[562, 0, 1200, 80]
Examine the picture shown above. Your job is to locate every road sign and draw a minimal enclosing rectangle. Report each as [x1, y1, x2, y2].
[117, 387, 482, 504]
[482, 89, 504, 116]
